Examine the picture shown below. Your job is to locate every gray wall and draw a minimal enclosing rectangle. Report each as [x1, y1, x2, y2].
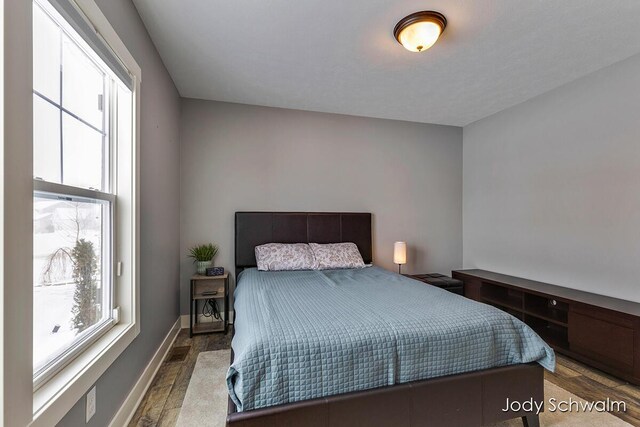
[463, 53, 640, 303]
[58, 0, 181, 425]
[180, 99, 463, 314]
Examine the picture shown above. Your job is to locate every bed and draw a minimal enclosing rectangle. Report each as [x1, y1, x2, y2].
[227, 212, 554, 427]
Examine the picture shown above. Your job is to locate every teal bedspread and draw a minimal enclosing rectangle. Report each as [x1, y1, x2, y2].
[227, 267, 554, 411]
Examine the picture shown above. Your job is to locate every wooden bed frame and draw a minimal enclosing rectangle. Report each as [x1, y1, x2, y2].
[227, 212, 544, 427]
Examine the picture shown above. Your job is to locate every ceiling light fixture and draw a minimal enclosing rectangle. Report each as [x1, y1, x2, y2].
[394, 11, 447, 53]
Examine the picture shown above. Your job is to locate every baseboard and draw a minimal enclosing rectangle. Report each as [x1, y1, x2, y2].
[181, 312, 234, 329]
[108, 317, 181, 427]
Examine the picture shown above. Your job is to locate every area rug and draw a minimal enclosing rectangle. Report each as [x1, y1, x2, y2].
[175, 350, 231, 427]
[176, 350, 631, 427]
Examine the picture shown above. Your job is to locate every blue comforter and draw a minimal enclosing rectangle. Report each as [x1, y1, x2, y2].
[227, 267, 554, 411]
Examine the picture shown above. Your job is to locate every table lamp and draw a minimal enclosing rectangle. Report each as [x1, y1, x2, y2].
[394, 241, 407, 274]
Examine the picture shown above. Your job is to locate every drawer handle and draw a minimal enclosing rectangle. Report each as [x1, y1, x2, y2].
[201, 291, 218, 296]
[549, 299, 557, 306]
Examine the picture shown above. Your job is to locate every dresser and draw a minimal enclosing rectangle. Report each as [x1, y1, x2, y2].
[452, 269, 640, 385]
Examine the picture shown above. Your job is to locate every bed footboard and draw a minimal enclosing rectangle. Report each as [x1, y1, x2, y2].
[226, 363, 543, 427]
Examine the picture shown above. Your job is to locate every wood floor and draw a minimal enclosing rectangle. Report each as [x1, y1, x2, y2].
[130, 328, 640, 427]
[545, 353, 640, 425]
[128, 329, 231, 427]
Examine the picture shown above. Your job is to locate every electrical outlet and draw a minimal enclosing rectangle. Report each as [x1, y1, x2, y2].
[86, 386, 96, 423]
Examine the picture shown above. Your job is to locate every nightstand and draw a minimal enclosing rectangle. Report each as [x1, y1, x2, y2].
[189, 273, 229, 337]
[404, 273, 464, 295]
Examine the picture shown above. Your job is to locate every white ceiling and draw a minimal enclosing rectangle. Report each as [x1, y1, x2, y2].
[132, 0, 640, 126]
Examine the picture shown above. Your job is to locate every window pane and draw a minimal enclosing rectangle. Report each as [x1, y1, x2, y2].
[62, 113, 104, 190]
[33, 3, 61, 102]
[62, 34, 105, 130]
[33, 193, 111, 373]
[34, 95, 62, 183]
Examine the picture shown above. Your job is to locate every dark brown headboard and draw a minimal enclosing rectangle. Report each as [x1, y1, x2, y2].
[235, 212, 372, 275]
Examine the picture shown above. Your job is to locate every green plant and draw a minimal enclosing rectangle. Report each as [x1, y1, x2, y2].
[71, 239, 99, 332]
[41, 202, 102, 334]
[188, 243, 219, 262]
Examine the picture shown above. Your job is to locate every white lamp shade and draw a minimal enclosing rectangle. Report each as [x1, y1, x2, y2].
[393, 242, 407, 265]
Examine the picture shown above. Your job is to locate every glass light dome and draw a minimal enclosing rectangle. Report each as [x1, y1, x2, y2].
[397, 21, 442, 52]
[394, 11, 447, 53]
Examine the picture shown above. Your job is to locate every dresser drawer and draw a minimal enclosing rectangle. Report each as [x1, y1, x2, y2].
[568, 310, 635, 371]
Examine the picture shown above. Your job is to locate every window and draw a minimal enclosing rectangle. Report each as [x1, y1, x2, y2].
[32, 0, 134, 387]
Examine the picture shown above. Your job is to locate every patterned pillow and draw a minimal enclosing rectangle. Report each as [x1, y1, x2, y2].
[309, 242, 365, 270]
[255, 243, 317, 271]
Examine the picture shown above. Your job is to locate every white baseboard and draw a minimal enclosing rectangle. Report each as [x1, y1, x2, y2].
[181, 314, 190, 329]
[108, 317, 181, 427]
[181, 312, 234, 329]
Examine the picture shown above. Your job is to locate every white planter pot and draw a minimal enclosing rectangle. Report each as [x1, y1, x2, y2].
[196, 260, 212, 275]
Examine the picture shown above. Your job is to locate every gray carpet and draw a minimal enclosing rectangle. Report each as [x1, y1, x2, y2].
[176, 350, 630, 427]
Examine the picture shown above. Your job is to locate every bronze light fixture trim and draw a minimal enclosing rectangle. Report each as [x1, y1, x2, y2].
[394, 11, 447, 52]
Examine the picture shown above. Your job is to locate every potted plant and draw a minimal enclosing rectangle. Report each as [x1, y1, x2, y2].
[188, 243, 219, 275]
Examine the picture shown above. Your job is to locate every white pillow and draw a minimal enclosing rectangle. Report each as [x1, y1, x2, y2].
[255, 243, 317, 271]
[309, 242, 365, 270]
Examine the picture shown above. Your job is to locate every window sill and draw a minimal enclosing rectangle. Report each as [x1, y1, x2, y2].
[30, 321, 139, 427]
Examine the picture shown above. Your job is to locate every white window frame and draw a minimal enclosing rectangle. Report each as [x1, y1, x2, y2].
[29, 0, 141, 425]
[33, 183, 116, 387]
[32, 0, 120, 385]
[0, 1, 6, 425]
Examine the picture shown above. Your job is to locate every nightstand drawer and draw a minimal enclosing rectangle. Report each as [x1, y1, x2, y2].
[193, 280, 225, 298]
[405, 273, 464, 295]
